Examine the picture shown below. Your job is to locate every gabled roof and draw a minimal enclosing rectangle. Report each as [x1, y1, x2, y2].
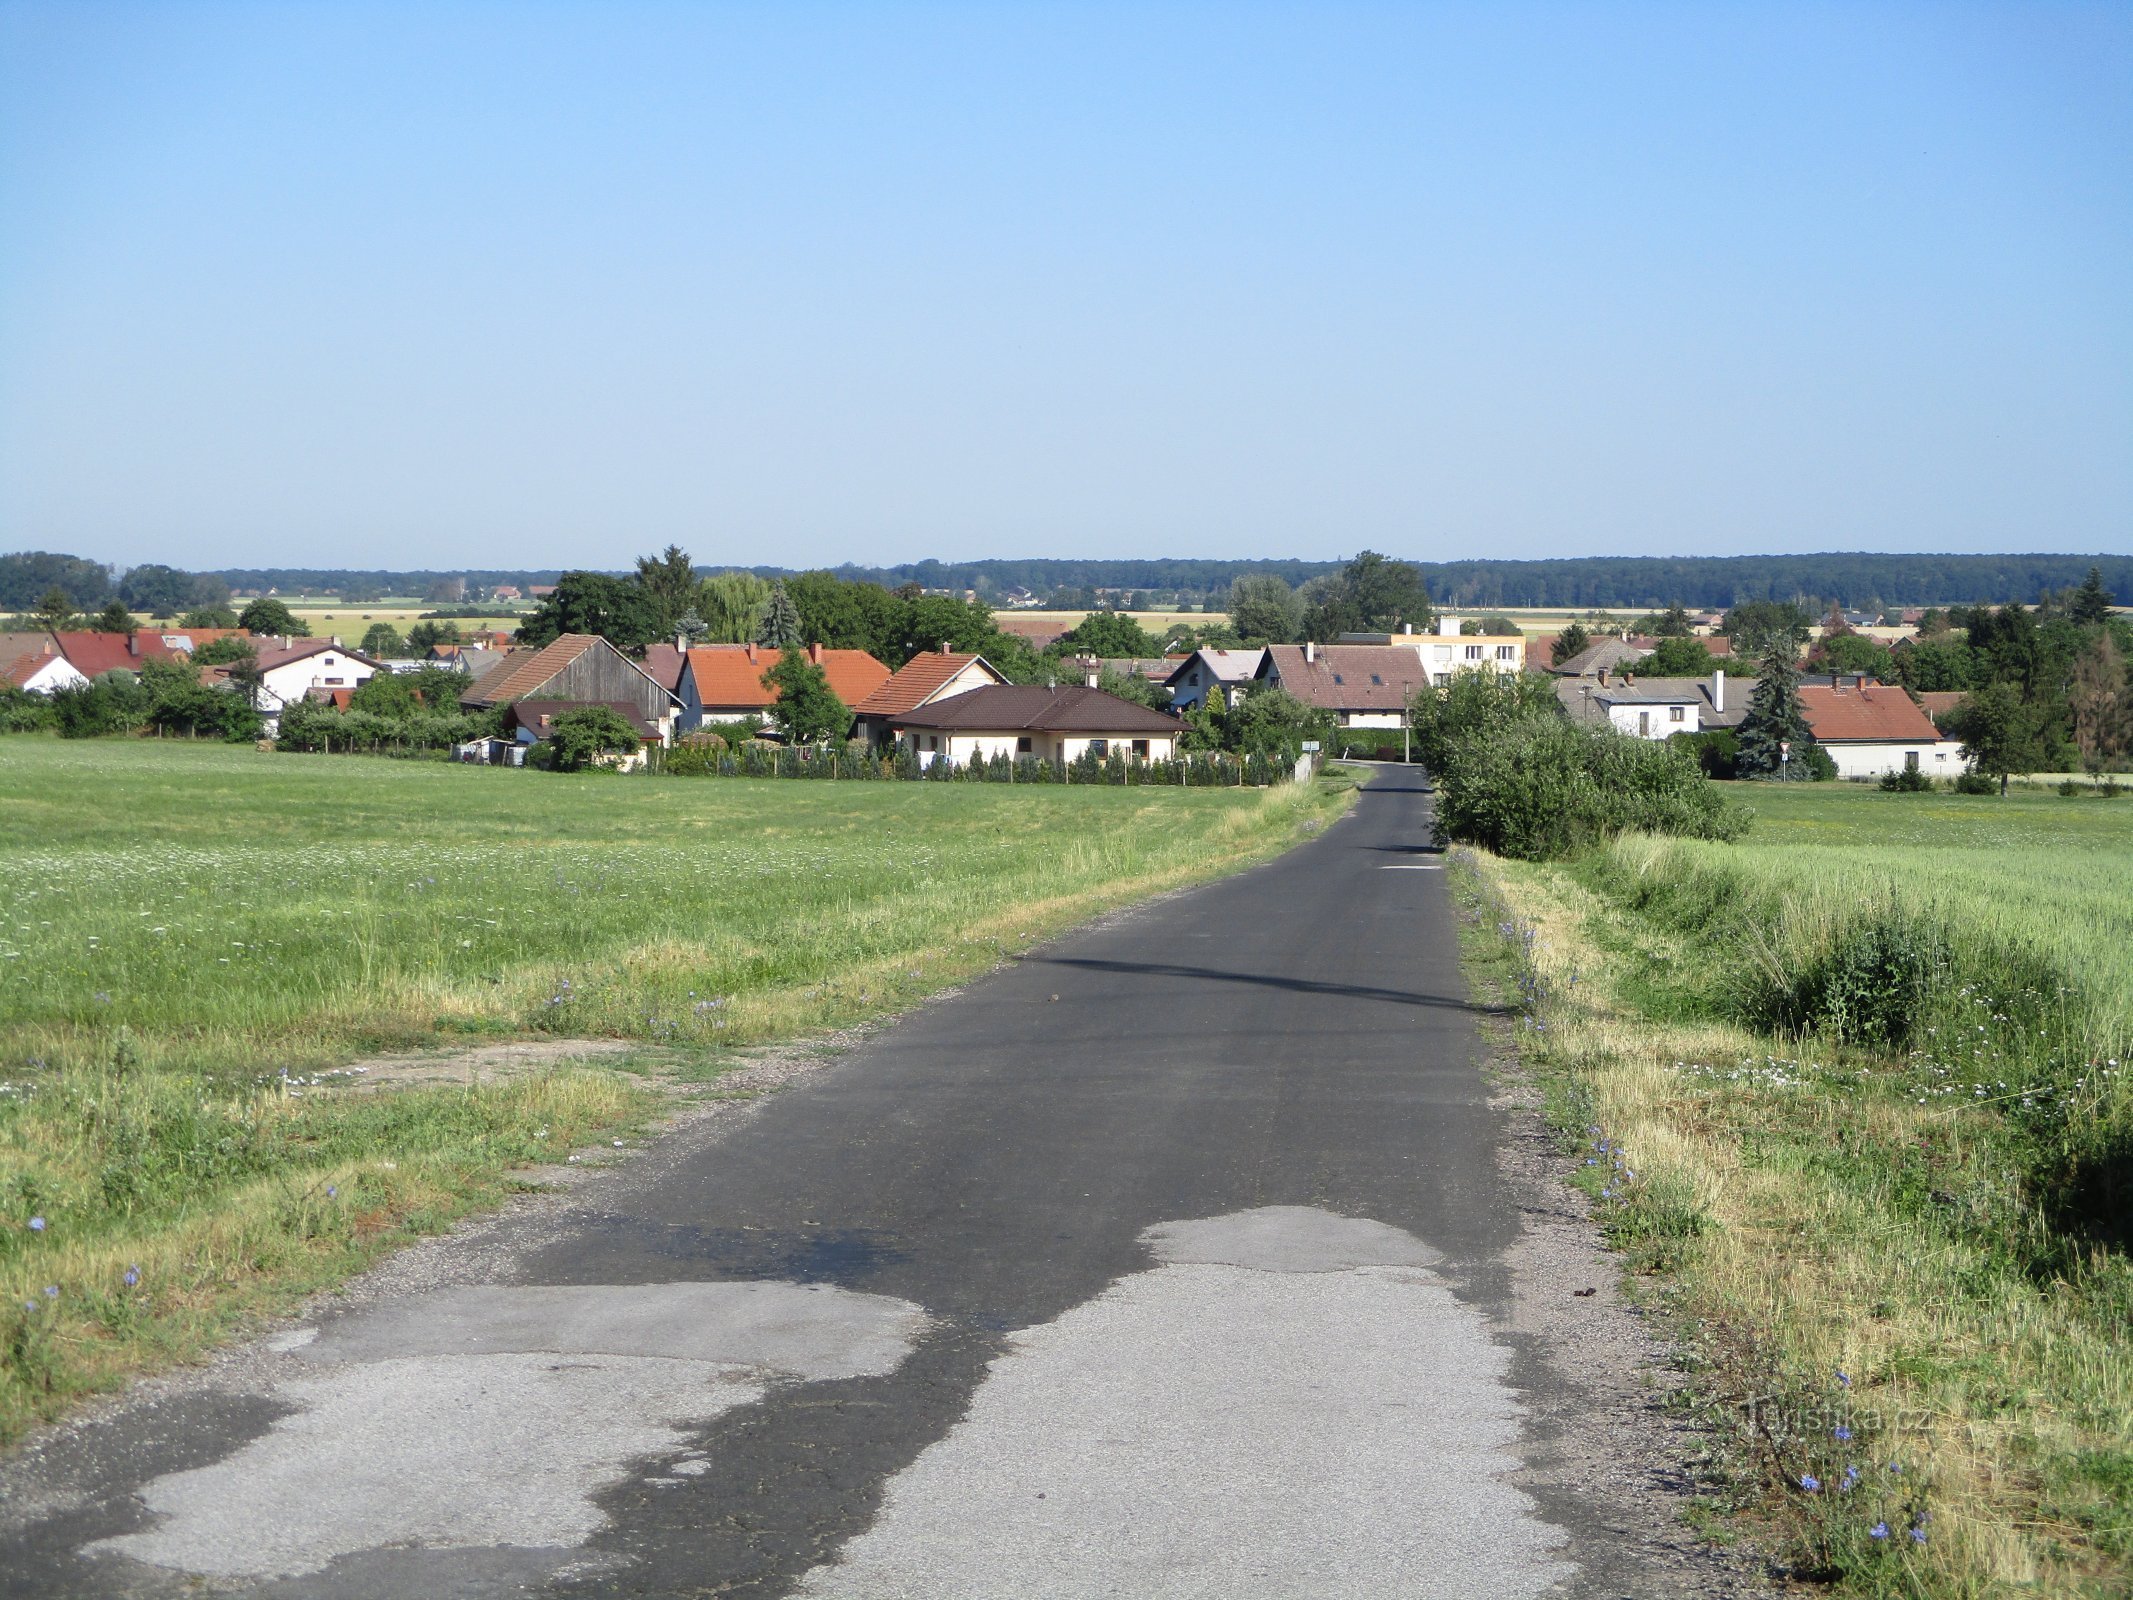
[0, 637, 63, 688]
[1162, 647, 1266, 688]
[1549, 637, 1650, 677]
[891, 684, 1183, 734]
[1916, 690, 1968, 724]
[51, 630, 176, 676]
[851, 650, 1004, 716]
[1799, 681, 1941, 743]
[253, 638, 378, 673]
[686, 644, 891, 710]
[463, 634, 608, 707]
[1554, 674, 1759, 730]
[1259, 644, 1431, 712]
[639, 643, 688, 693]
[993, 616, 1071, 650]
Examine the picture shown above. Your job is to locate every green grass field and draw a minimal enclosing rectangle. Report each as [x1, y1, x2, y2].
[1463, 779, 2133, 1596]
[0, 737, 1346, 1440]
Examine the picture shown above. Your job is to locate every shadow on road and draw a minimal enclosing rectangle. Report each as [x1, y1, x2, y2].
[1035, 955, 1494, 1015]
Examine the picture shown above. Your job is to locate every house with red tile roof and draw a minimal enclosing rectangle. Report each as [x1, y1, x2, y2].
[888, 684, 1182, 767]
[0, 634, 89, 694]
[1799, 678, 1967, 779]
[849, 647, 1009, 745]
[678, 642, 890, 732]
[460, 634, 679, 743]
[49, 629, 180, 678]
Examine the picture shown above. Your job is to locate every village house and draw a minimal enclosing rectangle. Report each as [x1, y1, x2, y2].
[1342, 618, 1526, 685]
[459, 633, 680, 744]
[1163, 647, 1265, 712]
[1799, 678, 1968, 779]
[1554, 669, 1751, 739]
[676, 642, 890, 732]
[1547, 635, 1652, 678]
[889, 684, 1182, 767]
[1254, 642, 1433, 730]
[244, 638, 382, 722]
[0, 635, 90, 694]
[849, 647, 1010, 746]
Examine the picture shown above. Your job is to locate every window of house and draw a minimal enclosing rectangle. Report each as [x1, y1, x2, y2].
[1497, 645, 1515, 659]
[1088, 739, 1109, 758]
[1331, 672, 1344, 684]
[1433, 646, 1451, 660]
[1369, 674, 1383, 685]
[1016, 736, 1032, 754]
[1464, 644, 1482, 660]
[1905, 750, 1920, 771]
[1669, 705, 1685, 722]
[1132, 739, 1149, 757]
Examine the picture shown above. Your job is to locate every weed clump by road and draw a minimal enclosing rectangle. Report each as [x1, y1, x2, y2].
[1457, 782, 2133, 1598]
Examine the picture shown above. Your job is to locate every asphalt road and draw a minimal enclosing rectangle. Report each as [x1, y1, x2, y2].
[2, 767, 1668, 1598]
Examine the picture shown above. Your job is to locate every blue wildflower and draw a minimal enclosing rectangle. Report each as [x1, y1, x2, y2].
[1835, 1369, 1851, 1387]
[122, 1265, 139, 1288]
[43, 1285, 58, 1298]
[1834, 1426, 1852, 1442]
[27, 1216, 45, 1233]
[1800, 1475, 1820, 1492]
[1869, 1522, 1889, 1541]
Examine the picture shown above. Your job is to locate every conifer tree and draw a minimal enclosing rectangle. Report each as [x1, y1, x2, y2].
[1736, 644, 1813, 779]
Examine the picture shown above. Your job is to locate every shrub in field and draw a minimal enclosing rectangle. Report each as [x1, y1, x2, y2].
[1432, 716, 1747, 860]
[1670, 727, 1740, 780]
[545, 706, 641, 772]
[1953, 772, 1997, 795]
[0, 684, 55, 733]
[1408, 669, 1557, 774]
[1878, 767, 1934, 792]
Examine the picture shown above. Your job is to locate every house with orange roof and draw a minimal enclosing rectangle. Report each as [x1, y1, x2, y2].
[678, 642, 890, 732]
[849, 646, 1009, 746]
[1799, 678, 1968, 780]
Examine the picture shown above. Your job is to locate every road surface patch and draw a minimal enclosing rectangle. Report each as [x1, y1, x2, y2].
[794, 1205, 1573, 1599]
[83, 1281, 927, 1582]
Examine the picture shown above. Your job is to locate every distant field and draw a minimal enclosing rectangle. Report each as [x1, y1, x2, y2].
[1002, 608, 1216, 634]
[283, 603, 527, 641]
[0, 737, 1345, 1439]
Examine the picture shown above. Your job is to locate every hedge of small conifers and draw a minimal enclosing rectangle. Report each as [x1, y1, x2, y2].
[657, 738, 1291, 787]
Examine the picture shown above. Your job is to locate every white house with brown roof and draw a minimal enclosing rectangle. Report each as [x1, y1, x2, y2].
[889, 684, 1182, 766]
[0, 635, 89, 695]
[850, 647, 1009, 745]
[248, 639, 381, 723]
[1254, 643, 1432, 729]
[1799, 679, 1967, 779]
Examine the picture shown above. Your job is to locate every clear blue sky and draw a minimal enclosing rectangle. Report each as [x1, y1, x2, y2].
[1, 1, 2127, 571]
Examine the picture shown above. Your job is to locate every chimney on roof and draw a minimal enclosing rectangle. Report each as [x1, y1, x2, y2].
[746, 642, 758, 664]
[1084, 661, 1100, 689]
[1712, 668, 1725, 713]
[1305, 641, 1317, 665]
[938, 642, 951, 655]
[1402, 622, 1414, 635]
[808, 641, 823, 665]
[1597, 667, 1608, 686]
